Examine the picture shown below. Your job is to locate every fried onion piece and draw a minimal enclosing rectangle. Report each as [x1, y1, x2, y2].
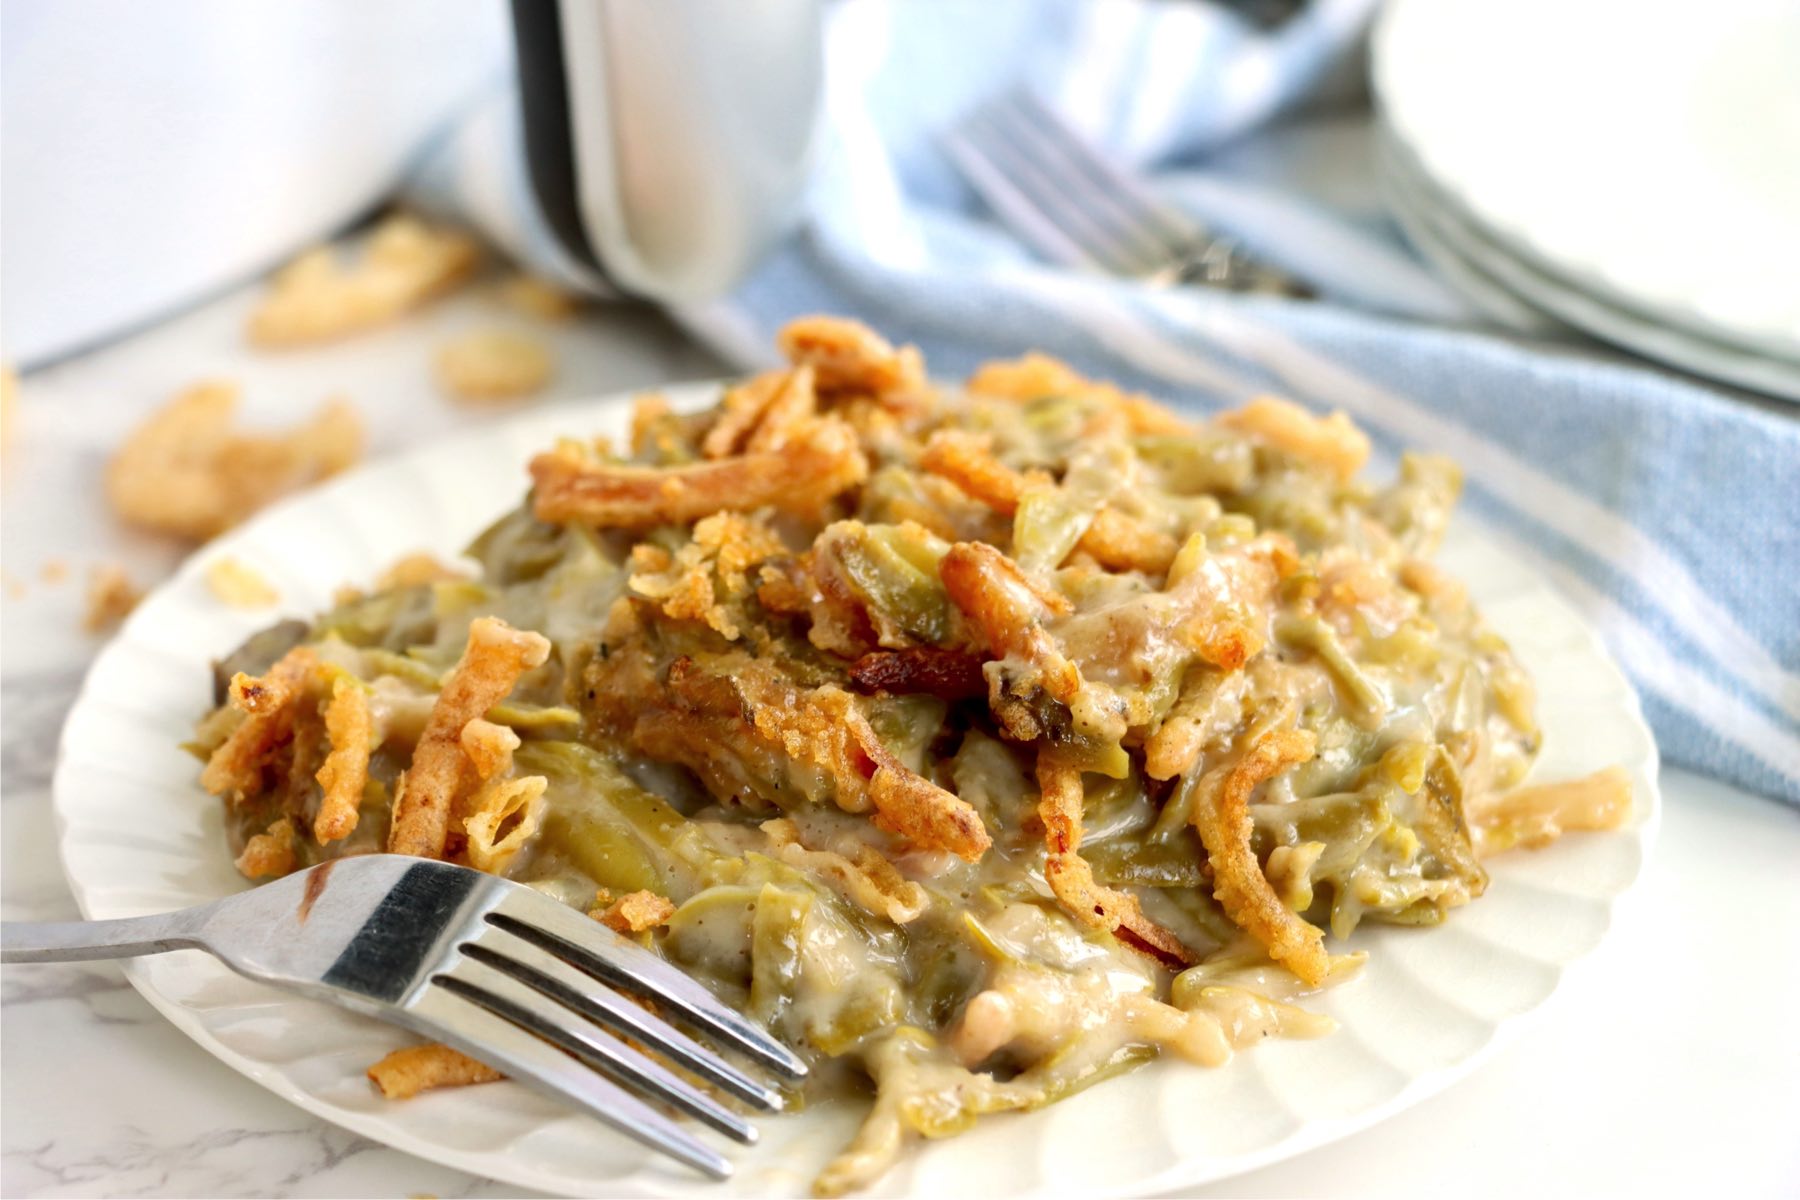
[200, 646, 319, 799]
[367, 1043, 502, 1099]
[1036, 754, 1195, 967]
[1468, 766, 1632, 856]
[529, 416, 867, 529]
[205, 556, 279, 608]
[702, 365, 819, 459]
[594, 888, 676, 935]
[761, 818, 930, 923]
[81, 563, 143, 632]
[435, 328, 553, 403]
[922, 432, 1175, 573]
[849, 647, 987, 701]
[313, 677, 373, 843]
[940, 542, 1079, 739]
[248, 214, 478, 347]
[462, 775, 547, 874]
[1217, 395, 1370, 481]
[388, 617, 551, 859]
[235, 817, 299, 879]
[1189, 727, 1330, 985]
[776, 315, 925, 400]
[105, 381, 363, 541]
[458, 717, 520, 783]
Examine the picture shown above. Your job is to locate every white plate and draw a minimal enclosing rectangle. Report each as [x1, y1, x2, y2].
[53, 385, 1661, 1198]
[1376, 124, 1800, 403]
[1374, 0, 1800, 369]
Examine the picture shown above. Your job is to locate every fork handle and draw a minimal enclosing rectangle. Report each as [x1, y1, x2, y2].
[1, 913, 206, 964]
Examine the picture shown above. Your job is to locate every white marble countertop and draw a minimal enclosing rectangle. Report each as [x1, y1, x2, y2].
[4, 283, 1798, 1198]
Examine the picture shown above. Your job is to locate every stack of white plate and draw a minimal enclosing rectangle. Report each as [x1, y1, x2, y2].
[1372, 0, 1800, 402]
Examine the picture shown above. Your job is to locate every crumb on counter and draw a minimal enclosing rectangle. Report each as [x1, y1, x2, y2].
[82, 564, 142, 632]
[105, 380, 362, 541]
[248, 213, 479, 347]
[434, 329, 554, 403]
[498, 273, 581, 321]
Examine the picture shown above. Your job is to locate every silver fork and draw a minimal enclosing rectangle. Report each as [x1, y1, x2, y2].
[944, 89, 1312, 297]
[0, 855, 805, 1178]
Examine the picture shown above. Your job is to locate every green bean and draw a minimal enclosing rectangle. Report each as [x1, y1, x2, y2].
[748, 884, 814, 1028]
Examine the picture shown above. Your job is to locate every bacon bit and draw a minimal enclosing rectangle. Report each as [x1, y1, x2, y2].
[594, 889, 676, 935]
[1190, 727, 1330, 984]
[529, 417, 867, 529]
[1217, 395, 1370, 481]
[849, 647, 988, 701]
[200, 647, 318, 799]
[388, 617, 551, 859]
[235, 817, 298, 879]
[367, 1043, 502, 1099]
[313, 677, 373, 843]
[1037, 754, 1195, 967]
[777, 315, 925, 400]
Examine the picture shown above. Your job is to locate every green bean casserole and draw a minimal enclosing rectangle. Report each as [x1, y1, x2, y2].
[192, 316, 1631, 1194]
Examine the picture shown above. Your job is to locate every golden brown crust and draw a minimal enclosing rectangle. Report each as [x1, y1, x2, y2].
[777, 315, 925, 401]
[313, 677, 372, 843]
[529, 416, 867, 529]
[200, 647, 319, 800]
[1190, 727, 1330, 984]
[1217, 395, 1370, 481]
[1037, 754, 1195, 966]
[367, 1043, 502, 1099]
[595, 889, 676, 934]
[248, 215, 478, 347]
[387, 617, 550, 859]
[235, 816, 298, 879]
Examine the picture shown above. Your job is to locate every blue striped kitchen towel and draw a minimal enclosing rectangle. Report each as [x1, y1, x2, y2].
[409, 0, 1800, 801]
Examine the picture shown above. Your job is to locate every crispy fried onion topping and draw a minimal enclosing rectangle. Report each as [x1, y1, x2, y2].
[1217, 395, 1370, 481]
[616, 652, 991, 862]
[1036, 754, 1195, 967]
[1189, 727, 1330, 985]
[761, 818, 930, 924]
[200, 646, 319, 800]
[777, 316, 926, 401]
[703, 365, 819, 458]
[235, 816, 298, 879]
[529, 415, 867, 529]
[590, 888, 677, 934]
[463, 775, 547, 874]
[939, 541, 1080, 741]
[106, 381, 362, 541]
[367, 1042, 502, 1099]
[388, 617, 551, 859]
[312, 677, 373, 843]
[921, 431, 1175, 573]
[249, 214, 478, 347]
[964, 353, 1190, 435]
[627, 513, 789, 641]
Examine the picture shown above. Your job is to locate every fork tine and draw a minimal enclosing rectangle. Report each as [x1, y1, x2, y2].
[433, 957, 757, 1145]
[464, 930, 782, 1111]
[1000, 91, 1207, 252]
[403, 983, 732, 1179]
[946, 106, 1153, 275]
[486, 897, 808, 1081]
[976, 94, 1184, 273]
